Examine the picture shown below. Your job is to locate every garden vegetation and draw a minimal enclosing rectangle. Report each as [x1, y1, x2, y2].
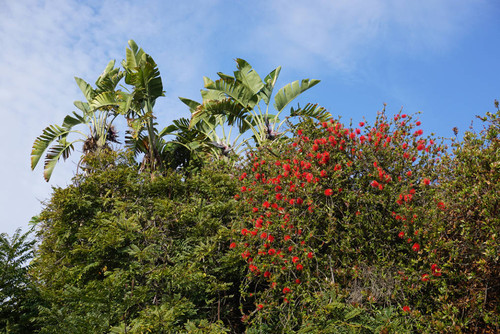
[1, 41, 498, 333]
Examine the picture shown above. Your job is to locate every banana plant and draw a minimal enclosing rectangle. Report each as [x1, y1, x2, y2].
[180, 59, 331, 150]
[120, 40, 166, 173]
[31, 61, 124, 181]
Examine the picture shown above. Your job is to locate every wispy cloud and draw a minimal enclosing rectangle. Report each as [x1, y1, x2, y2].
[0, 0, 220, 235]
[250, 0, 487, 72]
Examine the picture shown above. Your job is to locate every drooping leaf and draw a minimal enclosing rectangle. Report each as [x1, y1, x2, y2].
[43, 139, 79, 181]
[31, 125, 72, 170]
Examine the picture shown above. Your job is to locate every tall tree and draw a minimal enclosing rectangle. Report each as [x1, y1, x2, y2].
[0, 227, 40, 333]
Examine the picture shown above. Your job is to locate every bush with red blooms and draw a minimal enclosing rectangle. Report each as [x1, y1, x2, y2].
[230, 110, 447, 330]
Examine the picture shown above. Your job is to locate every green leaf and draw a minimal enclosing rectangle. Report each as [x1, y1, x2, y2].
[74, 77, 94, 102]
[179, 97, 201, 112]
[234, 58, 264, 95]
[259, 66, 281, 105]
[62, 112, 87, 128]
[43, 139, 79, 181]
[273, 78, 320, 112]
[290, 103, 331, 122]
[31, 125, 71, 171]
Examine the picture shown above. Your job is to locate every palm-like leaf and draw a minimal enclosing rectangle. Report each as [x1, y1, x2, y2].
[185, 59, 321, 152]
[32, 60, 125, 181]
[290, 103, 332, 123]
[31, 124, 74, 171]
[273, 79, 320, 112]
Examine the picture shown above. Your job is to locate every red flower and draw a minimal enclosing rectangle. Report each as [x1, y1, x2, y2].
[320, 170, 327, 177]
[370, 180, 379, 188]
[416, 121, 421, 126]
[283, 287, 291, 294]
[252, 207, 259, 213]
[229, 242, 236, 249]
[359, 122, 365, 127]
[260, 232, 267, 239]
[402, 306, 411, 312]
[307, 252, 313, 259]
[324, 189, 334, 196]
[423, 178, 430, 185]
[292, 256, 299, 263]
[412, 243, 420, 252]
[398, 231, 405, 239]
[296, 264, 303, 270]
[421, 274, 429, 282]
[295, 279, 301, 284]
[284, 235, 291, 241]
[264, 271, 271, 278]
[431, 264, 442, 276]
[268, 248, 276, 255]
[257, 304, 263, 310]
[406, 171, 412, 177]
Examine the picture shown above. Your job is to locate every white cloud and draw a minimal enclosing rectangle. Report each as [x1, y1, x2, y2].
[251, 0, 487, 72]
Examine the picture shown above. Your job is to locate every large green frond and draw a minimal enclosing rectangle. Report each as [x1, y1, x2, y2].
[274, 79, 320, 112]
[95, 60, 124, 92]
[179, 97, 201, 113]
[203, 78, 258, 108]
[42, 139, 78, 182]
[123, 39, 145, 71]
[31, 125, 72, 171]
[290, 103, 332, 122]
[190, 98, 246, 129]
[62, 111, 87, 128]
[74, 77, 95, 102]
[259, 66, 281, 105]
[234, 58, 264, 95]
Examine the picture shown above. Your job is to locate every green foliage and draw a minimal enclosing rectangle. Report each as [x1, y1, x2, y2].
[230, 111, 448, 332]
[0, 227, 41, 333]
[418, 104, 500, 333]
[31, 151, 244, 332]
[180, 58, 328, 158]
[31, 60, 123, 181]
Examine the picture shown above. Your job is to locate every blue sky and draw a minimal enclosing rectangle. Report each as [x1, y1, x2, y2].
[1, 0, 499, 236]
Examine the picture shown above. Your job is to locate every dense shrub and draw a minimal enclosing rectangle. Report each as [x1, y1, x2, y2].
[420, 106, 500, 333]
[230, 111, 443, 332]
[31, 152, 245, 333]
[29, 106, 499, 333]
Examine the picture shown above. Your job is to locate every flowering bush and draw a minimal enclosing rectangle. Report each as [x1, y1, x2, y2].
[230, 110, 446, 330]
